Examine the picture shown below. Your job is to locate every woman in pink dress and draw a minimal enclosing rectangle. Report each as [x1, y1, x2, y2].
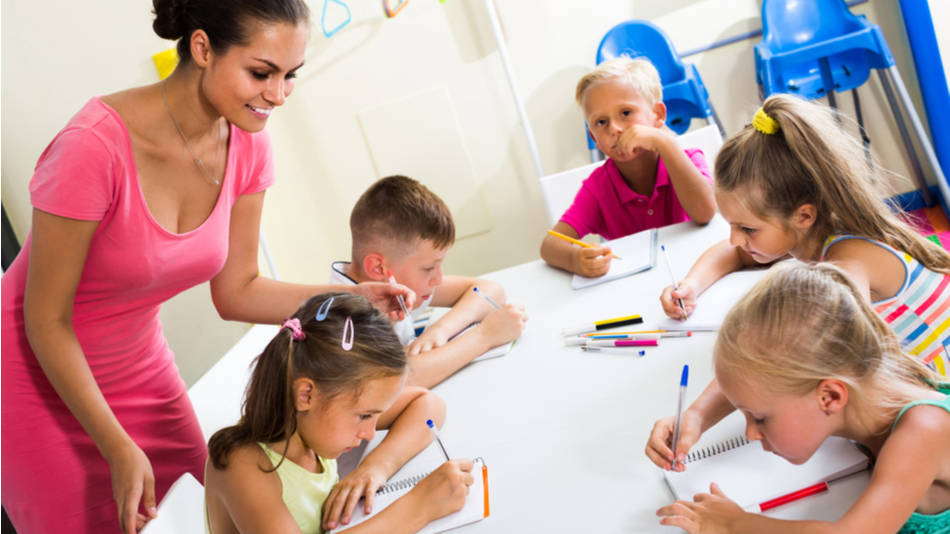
[0, 2, 414, 533]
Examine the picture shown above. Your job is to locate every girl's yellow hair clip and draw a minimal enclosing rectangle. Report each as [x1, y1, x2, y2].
[753, 107, 780, 135]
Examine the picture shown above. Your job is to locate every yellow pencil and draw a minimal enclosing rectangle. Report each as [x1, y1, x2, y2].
[547, 230, 622, 260]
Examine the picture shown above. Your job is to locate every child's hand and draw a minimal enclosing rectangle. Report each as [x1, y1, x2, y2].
[645, 409, 704, 471]
[322, 463, 389, 530]
[352, 282, 417, 322]
[660, 279, 698, 320]
[408, 459, 475, 523]
[615, 124, 664, 160]
[478, 303, 527, 348]
[571, 246, 612, 278]
[656, 483, 745, 533]
[407, 326, 450, 357]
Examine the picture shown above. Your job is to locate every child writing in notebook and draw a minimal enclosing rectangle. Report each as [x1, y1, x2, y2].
[540, 56, 716, 277]
[655, 261, 950, 534]
[205, 292, 474, 533]
[331, 175, 527, 388]
[657, 94, 950, 368]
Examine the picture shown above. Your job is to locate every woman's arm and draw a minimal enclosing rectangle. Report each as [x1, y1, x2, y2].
[210, 192, 414, 323]
[24, 209, 157, 534]
[323, 387, 445, 530]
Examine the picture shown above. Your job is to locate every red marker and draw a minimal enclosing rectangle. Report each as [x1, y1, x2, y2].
[755, 481, 828, 512]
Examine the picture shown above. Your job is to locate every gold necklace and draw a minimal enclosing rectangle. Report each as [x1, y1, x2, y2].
[162, 81, 222, 186]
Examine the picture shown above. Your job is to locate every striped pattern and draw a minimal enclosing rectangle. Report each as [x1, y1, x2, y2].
[822, 235, 949, 378]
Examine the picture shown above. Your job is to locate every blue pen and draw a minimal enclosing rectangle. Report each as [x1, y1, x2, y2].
[426, 419, 451, 461]
[472, 287, 500, 310]
[670, 365, 689, 470]
[661, 245, 689, 320]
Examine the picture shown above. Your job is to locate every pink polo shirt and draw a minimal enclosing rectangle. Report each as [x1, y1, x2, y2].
[559, 149, 710, 240]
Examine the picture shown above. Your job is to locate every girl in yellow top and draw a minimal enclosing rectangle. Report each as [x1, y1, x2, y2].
[656, 262, 950, 533]
[205, 293, 473, 533]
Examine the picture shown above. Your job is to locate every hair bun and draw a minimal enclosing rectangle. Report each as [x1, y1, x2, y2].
[152, 0, 190, 40]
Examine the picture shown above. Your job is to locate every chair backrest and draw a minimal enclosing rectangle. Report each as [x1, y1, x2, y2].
[141, 473, 205, 534]
[597, 20, 686, 86]
[542, 124, 723, 226]
[761, 0, 865, 53]
[539, 161, 602, 226]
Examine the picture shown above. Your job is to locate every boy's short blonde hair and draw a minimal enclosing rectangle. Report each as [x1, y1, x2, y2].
[575, 56, 662, 108]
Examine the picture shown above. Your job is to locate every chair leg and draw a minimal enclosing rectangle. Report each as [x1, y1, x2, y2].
[707, 102, 727, 138]
[876, 69, 933, 206]
[885, 65, 949, 210]
[851, 88, 873, 170]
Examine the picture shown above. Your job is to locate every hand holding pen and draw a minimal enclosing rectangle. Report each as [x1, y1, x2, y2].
[661, 245, 688, 320]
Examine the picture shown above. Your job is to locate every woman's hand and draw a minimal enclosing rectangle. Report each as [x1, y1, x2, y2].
[407, 459, 474, 523]
[656, 483, 746, 534]
[645, 409, 704, 471]
[322, 463, 390, 531]
[107, 440, 157, 534]
[351, 282, 417, 321]
[660, 279, 699, 320]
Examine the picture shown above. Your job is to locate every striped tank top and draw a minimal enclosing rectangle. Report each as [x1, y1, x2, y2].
[821, 235, 949, 378]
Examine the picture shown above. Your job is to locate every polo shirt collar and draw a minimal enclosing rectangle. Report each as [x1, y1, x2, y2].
[607, 156, 669, 205]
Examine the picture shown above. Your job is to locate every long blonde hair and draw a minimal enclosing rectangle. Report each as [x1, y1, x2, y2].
[715, 94, 950, 274]
[715, 261, 939, 417]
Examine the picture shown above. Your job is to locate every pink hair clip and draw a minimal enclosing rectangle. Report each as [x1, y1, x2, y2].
[282, 318, 306, 341]
[341, 316, 354, 351]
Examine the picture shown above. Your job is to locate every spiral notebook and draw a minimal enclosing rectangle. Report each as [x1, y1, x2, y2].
[571, 228, 657, 289]
[330, 457, 490, 533]
[663, 435, 869, 512]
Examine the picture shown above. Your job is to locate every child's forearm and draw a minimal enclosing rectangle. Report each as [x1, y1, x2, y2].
[687, 379, 736, 432]
[683, 239, 748, 294]
[428, 279, 504, 337]
[406, 332, 496, 388]
[656, 136, 716, 224]
[730, 514, 836, 534]
[540, 233, 580, 273]
[362, 390, 445, 478]
[340, 497, 430, 534]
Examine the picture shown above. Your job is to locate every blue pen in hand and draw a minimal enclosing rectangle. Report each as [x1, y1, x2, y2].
[426, 419, 451, 461]
[661, 245, 689, 320]
[472, 287, 500, 310]
[670, 364, 689, 470]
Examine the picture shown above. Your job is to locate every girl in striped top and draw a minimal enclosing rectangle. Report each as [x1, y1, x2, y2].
[648, 94, 950, 473]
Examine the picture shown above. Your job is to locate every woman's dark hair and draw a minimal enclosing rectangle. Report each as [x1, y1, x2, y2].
[152, 0, 310, 62]
[207, 292, 406, 470]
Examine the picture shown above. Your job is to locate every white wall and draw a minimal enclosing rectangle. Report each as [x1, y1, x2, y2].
[1, 0, 935, 385]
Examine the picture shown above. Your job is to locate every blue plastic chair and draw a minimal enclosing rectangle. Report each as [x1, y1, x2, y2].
[755, 0, 946, 207]
[586, 20, 724, 162]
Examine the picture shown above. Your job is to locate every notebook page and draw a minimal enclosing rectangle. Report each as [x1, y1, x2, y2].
[663, 436, 869, 510]
[658, 269, 768, 331]
[571, 228, 657, 289]
[330, 458, 487, 533]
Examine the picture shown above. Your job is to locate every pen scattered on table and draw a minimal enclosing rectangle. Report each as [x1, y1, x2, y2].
[547, 229, 622, 260]
[586, 338, 659, 348]
[472, 287, 500, 309]
[581, 346, 647, 356]
[426, 419, 450, 461]
[563, 333, 659, 346]
[671, 364, 689, 470]
[583, 331, 691, 339]
[661, 245, 688, 320]
[561, 314, 643, 336]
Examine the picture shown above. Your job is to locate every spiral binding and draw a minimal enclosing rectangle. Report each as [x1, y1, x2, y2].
[375, 457, 486, 495]
[684, 435, 750, 464]
[377, 471, 430, 495]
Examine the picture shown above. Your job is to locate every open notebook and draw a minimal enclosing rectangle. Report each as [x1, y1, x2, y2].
[664, 435, 869, 513]
[571, 228, 657, 289]
[330, 457, 490, 533]
[658, 269, 768, 331]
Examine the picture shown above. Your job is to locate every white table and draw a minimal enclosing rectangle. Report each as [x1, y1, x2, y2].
[188, 215, 869, 532]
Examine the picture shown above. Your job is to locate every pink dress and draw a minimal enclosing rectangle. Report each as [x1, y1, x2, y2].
[1, 98, 275, 533]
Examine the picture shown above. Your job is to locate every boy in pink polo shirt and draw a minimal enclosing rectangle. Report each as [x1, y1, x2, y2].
[540, 57, 716, 277]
